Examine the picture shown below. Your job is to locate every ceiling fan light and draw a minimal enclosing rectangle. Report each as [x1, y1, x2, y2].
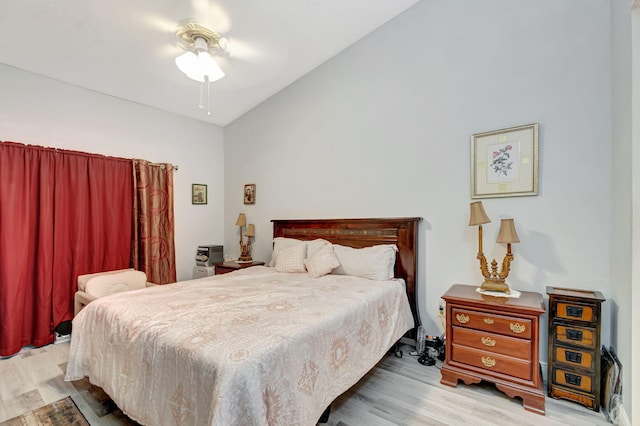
[176, 50, 225, 83]
[198, 51, 225, 82]
[175, 51, 198, 76]
[197, 50, 214, 68]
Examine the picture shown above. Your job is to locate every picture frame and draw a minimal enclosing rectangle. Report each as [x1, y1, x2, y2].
[471, 123, 539, 199]
[192, 183, 207, 205]
[244, 184, 256, 205]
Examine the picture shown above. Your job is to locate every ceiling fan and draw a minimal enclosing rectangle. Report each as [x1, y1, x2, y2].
[173, 20, 229, 114]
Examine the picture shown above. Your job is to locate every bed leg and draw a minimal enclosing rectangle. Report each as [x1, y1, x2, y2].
[392, 341, 403, 358]
[318, 404, 331, 423]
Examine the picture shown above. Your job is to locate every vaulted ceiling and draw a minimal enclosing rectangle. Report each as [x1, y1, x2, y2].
[0, 1, 420, 126]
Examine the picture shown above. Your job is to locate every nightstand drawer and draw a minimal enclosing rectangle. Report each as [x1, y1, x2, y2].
[452, 308, 532, 339]
[555, 325, 596, 349]
[554, 346, 593, 369]
[452, 327, 531, 360]
[552, 367, 593, 393]
[556, 302, 594, 323]
[452, 345, 532, 381]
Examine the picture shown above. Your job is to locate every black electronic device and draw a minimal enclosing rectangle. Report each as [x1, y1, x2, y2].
[418, 335, 445, 366]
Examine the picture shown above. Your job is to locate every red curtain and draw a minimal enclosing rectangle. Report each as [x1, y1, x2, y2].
[131, 160, 176, 284]
[0, 143, 56, 355]
[52, 150, 133, 327]
[0, 142, 132, 356]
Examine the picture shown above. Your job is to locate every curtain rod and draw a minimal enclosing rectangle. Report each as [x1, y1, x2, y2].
[149, 163, 179, 171]
[137, 160, 179, 171]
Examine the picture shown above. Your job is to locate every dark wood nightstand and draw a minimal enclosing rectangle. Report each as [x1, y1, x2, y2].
[214, 261, 265, 275]
[440, 284, 546, 414]
[546, 286, 605, 411]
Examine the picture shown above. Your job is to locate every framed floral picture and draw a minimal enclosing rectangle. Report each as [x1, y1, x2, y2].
[471, 123, 538, 198]
[244, 184, 256, 205]
[192, 183, 207, 205]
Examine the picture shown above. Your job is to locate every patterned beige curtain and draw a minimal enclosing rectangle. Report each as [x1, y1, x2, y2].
[131, 160, 177, 284]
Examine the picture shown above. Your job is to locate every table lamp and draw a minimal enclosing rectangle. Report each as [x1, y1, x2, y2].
[236, 213, 254, 262]
[469, 201, 520, 294]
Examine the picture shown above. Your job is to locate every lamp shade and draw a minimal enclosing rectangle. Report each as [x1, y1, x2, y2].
[496, 218, 520, 243]
[235, 213, 246, 227]
[245, 224, 255, 237]
[469, 201, 491, 226]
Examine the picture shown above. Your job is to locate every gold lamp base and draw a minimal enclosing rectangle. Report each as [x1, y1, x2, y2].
[480, 280, 511, 294]
[238, 253, 252, 262]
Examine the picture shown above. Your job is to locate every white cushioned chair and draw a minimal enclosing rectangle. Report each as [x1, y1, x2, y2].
[74, 268, 155, 316]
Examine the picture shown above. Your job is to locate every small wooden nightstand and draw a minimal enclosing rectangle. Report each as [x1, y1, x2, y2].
[214, 261, 265, 275]
[440, 284, 546, 414]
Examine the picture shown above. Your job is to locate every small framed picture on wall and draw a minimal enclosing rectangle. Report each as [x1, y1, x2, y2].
[192, 183, 207, 205]
[471, 123, 539, 199]
[244, 184, 256, 205]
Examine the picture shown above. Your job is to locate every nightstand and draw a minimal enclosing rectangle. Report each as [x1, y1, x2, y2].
[440, 284, 546, 414]
[546, 286, 605, 411]
[214, 261, 265, 275]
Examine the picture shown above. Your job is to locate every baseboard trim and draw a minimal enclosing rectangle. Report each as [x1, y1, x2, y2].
[618, 404, 631, 426]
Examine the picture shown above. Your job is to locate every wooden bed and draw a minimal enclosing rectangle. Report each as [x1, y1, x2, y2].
[272, 217, 422, 336]
[66, 217, 421, 425]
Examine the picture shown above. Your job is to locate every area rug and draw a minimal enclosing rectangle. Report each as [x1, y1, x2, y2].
[0, 397, 88, 426]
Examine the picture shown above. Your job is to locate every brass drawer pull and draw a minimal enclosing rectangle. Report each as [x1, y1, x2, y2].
[483, 317, 494, 325]
[481, 357, 496, 368]
[456, 314, 470, 324]
[510, 322, 526, 334]
[481, 337, 496, 347]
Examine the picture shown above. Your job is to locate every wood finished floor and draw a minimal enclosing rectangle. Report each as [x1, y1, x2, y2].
[0, 342, 610, 425]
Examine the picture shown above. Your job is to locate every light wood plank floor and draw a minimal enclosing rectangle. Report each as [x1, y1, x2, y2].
[0, 342, 610, 425]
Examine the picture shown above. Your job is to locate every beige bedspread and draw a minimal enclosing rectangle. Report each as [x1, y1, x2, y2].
[65, 266, 414, 425]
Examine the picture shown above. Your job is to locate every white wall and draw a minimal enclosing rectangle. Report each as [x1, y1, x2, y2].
[0, 64, 225, 282]
[224, 0, 614, 355]
[630, 2, 640, 423]
[611, 0, 633, 422]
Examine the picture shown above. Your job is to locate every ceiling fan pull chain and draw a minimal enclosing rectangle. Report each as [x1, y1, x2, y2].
[207, 78, 211, 116]
[198, 82, 204, 110]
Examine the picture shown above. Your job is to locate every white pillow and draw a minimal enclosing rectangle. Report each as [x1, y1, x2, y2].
[306, 238, 330, 259]
[332, 244, 398, 280]
[304, 243, 341, 278]
[275, 243, 307, 273]
[269, 237, 329, 267]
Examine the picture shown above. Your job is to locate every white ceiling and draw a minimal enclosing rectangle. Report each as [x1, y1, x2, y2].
[0, 1, 420, 127]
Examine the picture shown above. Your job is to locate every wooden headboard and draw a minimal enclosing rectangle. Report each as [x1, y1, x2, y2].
[272, 217, 422, 333]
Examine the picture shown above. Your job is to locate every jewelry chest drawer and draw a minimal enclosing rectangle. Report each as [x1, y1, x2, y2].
[554, 345, 593, 369]
[554, 325, 596, 349]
